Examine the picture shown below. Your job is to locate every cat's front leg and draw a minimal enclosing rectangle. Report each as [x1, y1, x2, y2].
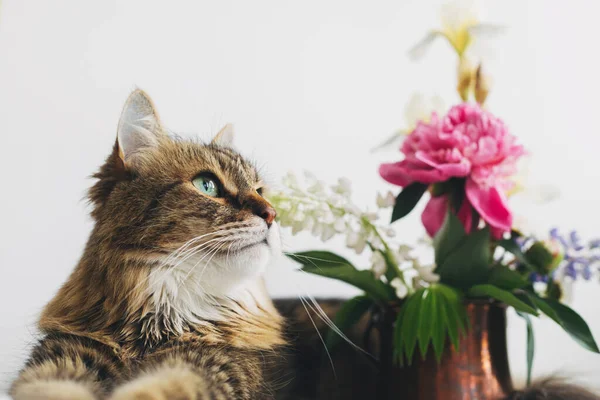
[108, 361, 210, 400]
[10, 334, 122, 400]
[109, 344, 267, 400]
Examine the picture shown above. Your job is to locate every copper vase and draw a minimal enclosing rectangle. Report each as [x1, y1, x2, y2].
[379, 300, 513, 400]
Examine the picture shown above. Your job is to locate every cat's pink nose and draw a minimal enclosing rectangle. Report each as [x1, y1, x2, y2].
[248, 196, 277, 227]
[260, 206, 277, 227]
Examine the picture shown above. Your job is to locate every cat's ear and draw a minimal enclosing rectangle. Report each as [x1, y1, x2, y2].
[116, 89, 164, 163]
[211, 123, 234, 147]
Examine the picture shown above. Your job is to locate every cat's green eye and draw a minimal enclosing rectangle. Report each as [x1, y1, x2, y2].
[192, 175, 220, 197]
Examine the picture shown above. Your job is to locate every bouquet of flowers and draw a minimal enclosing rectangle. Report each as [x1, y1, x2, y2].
[268, 0, 598, 387]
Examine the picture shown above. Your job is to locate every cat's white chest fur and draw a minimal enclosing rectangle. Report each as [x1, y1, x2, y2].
[147, 222, 281, 332]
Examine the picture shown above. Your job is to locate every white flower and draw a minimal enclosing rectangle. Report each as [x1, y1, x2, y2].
[311, 222, 323, 237]
[416, 263, 441, 283]
[376, 191, 397, 208]
[303, 170, 317, 183]
[353, 239, 367, 254]
[270, 171, 397, 258]
[408, 0, 504, 61]
[277, 200, 292, 211]
[402, 266, 419, 282]
[384, 227, 397, 238]
[317, 203, 331, 215]
[303, 215, 314, 231]
[371, 251, 387, 280]
[440, 0, 479, 32]
[369, 234, 382, 249]
[291, 221, 304, 235]
[292, 209, 305, 222]
[346, 230, 367, 254]
[533, 281, 547, 297]
[307, 180, 327, 195]
[390, 278, 409, 299]
[282, 171, 298, 188]
[371, 93, 445, 152]
[362, 212, 379, 222]
[333, 219, 346, 233]
[403, 93, 446, 131]
[320, 225, 336, 242]
[332, 177, 352, 197]
[345, 204, 362, 217]
[397, 244, 414, 260]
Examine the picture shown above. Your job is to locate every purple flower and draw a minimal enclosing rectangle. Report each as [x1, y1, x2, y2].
[569, 231, 584, 251]
[564, 261, 577, 279]
[583, 265, 593, 281]
[529, 273, 549, 283]
[548, 228, 600, 282]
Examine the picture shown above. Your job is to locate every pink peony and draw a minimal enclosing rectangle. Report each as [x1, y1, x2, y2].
[379, 103, 525, 238]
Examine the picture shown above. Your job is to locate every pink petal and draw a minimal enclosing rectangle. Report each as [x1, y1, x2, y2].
[379, 162, 413, 187]
[421, 196, 448, 237]
[472, 136, 499, 164]
[490, 226, 507, 240]
[421, 194, 475, 237]
[379, 161, 452, 187]
[415, 150, 471, 177]
[457, 195, 475, 234]
[465, 179, 512, 233]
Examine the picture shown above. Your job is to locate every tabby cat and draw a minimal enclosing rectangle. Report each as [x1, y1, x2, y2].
[11, 90, 288, 400]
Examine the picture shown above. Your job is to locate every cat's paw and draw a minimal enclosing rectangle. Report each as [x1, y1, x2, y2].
[11, 380, 97, 400]
[109, 366, 207, 400]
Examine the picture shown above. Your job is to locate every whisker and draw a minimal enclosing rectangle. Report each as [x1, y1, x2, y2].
[298, 296, 337, 379]
[283, 252, 346, 265]
[175, 239, 229, 291]
[299, 291, 373, 358]
[113, 232, 231, 311]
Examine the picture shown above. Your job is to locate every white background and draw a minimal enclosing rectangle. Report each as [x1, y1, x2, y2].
[1, 0, 600, 394]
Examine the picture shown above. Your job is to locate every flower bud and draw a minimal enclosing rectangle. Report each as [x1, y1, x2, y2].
[525, 240, 564, 274]
[371, 251, 387, 279]
[474, 64, 491, 105]
[376, 191, 396, 208]
[390, 277, 409, 299]
[457, 57, 474, 101]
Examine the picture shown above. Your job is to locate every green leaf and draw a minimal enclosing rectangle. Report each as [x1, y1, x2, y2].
[326, 295, 373, 350]
[439, 289, 461, 350]
[433, 209, 466, 266]
[530, 295, 600, 353]
[515, 291, 537, 311]
[395, 284, 467, 364]
[287, 251, 394, 302]
[287, 250, 352, 266]
[390, 183, 429, 223]
[527, 295, 558, 321]
[468, 284, 538, 315]
[488, 267, 529, 290]
[516, 311, 535, 386]
[436, 226, 492, 289]
[498, 238, 536, 271]
[430, 295, 445, 360]
[398, 289, 423, 362]
[418, 290, 436, 358]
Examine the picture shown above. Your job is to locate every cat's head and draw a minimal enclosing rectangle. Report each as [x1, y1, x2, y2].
[88, 90, 280, 297]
